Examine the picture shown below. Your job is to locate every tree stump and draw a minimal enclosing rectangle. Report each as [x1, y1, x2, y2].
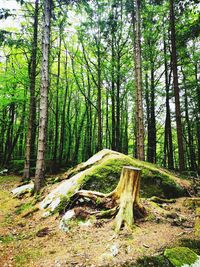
[111, 166, 145, 232]
[61, 166, 145, 232]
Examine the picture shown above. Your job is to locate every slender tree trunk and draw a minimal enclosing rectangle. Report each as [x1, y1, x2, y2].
[4, 103, 15, 165]
[116, 51, 121, 152]
[53, 23, 62, 172]
[170, 0, 185, 171]
[5, 101, 26, 164]
[163, 36, 174, 169]
[147, 62, 156, 163]
[195, 63, 200, 172]
[87, 70, 92, 158]
[72, 110, 87, 164]
[182, 70, 196, 170]
[133, 0, 145, 161]
[0, 109, 6, 162]
[59, 49, 68, 164]
[34, 0, 52, 192]
[97, 44, 102, 151]
[111, 33, 116, 151]
[23, 0, 39, 179]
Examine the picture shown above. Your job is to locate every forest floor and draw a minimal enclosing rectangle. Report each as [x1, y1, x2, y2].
[0, 175, 199, 267]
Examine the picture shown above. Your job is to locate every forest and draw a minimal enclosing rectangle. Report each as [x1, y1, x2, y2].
[0, 0, 200, 266]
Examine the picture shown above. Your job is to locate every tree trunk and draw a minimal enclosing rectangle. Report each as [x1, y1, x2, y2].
[170, 0, 185, 171]
[111, 33, 116, 151]
[73, 166, 145, 232]
[163, 36, 174, 169]
[182, 69, 197, 171]
[133, 0, 145, 161]
[116, 51, 121, 152]
[97, 43, 102, 151]
[59, 49, 68, 164]
[147, 62, 156, 163]
[4, 102, 15, 165]
[23, 0, 39, 179]
[113, 166, 144, 232]
[53, 22, 62, 172]
[195, 63, 200, 172]
[34, 0, 52, 192]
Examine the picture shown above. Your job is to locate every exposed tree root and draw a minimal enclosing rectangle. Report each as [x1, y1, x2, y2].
[67, 166, 146, 232]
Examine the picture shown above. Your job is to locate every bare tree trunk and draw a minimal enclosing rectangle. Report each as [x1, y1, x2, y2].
[170, 0, 185, 171]
[53, 22, 62, 172]
[5, 101, 26, 165]
[23, 0, 39, 179]
[195, 63, 200, 172]
[182, 69, 197, 171]
[4, 103, 15, 165]
[97, 43, 102, 151]
[116, 51, 121, 152]
[111, 32, 116, 151]
[34, 0, 52, 192]
[59, 49, 68, 164]
[133, 0, 145, 161]
[163, 36, 174, 169]
[147, 62, 156, 163]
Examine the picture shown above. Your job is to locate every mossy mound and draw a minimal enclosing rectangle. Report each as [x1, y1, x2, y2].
[80, 150, 189, 198]
[125, 255, 173, 267]
[40, 149, 190, 214]
[164, 247, 199, 267]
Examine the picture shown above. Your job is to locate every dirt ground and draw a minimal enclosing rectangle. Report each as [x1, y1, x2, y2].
[0, 175, 198, 267]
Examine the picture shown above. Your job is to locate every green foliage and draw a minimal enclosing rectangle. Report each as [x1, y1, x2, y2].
[0, 0, 199, 176]
[8, 160, 24, 174]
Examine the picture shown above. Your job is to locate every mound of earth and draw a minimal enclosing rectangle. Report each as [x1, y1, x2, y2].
[39, 149, 190, 215]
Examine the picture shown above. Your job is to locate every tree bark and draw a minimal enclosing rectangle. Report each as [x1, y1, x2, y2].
[23, 0, 39, 179]
[133, 0, 145, 161]
[113, 166, 144, 232]
[182, 69, 196, 171]
[53, 22, 62, 172]
[59, 49, 68, 164]
[163, 36, 174, 169]
[170, 0, 185, 171]
[34, 0, 52, 192]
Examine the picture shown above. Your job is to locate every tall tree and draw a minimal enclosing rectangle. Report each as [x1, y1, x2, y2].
[133, 0, 145, 161]
[23, 0, 39, 179]
[170, 0, 185, 170]
[34, 0, 52, 192]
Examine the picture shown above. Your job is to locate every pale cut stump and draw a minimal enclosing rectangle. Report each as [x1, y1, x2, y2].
[57, 165, 145, 232]
[110, 166, 145, 231]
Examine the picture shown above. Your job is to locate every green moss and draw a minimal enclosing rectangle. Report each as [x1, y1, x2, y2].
[164, 247, 198, 267]
[82, 154, 186, 198]
[14, 249, 41, 267]
[124, 255, 173, 267]
[179, 238, 200, 255]
[15, 202, 34, 215]
[0, 175, 21, 185]
[0, 234, 15, 243]
[56, 195, 70, 213]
